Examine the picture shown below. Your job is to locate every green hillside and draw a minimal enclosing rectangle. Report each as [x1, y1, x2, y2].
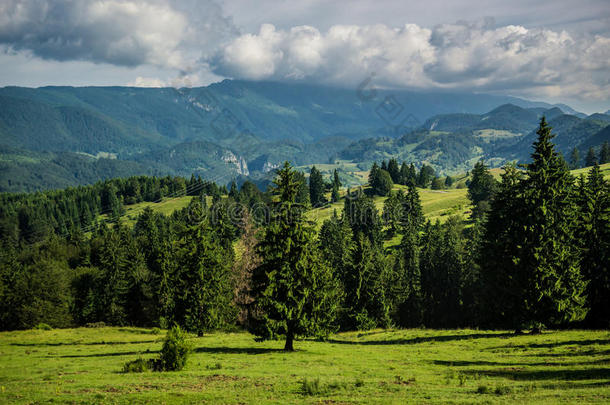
[3, 82, 606, 192]
[100, 164, 610, 235]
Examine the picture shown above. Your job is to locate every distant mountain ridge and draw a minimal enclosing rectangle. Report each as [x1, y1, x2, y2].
[0, 80, 605, 192]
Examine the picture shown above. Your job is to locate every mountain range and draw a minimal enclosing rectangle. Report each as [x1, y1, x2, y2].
[0, 80, 608, 192]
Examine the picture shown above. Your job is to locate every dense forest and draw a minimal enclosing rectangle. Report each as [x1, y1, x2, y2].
[0, 118, 608, 350]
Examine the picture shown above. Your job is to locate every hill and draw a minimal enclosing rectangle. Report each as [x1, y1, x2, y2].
[340, 106, 610, 175]
[0, 82, 592, 192]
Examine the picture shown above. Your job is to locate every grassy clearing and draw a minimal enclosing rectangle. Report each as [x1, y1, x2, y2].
[96, 164, 609, 232]
[0, 327, 608, 404]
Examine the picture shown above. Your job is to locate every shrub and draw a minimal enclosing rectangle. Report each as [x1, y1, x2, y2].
[476, 385, 490, 394]
[157, 326, 192, 371]
[150, 327, 161, 335]
[122, 357, 152, 373]
[35, 323, 52, 330]
[85, 322, 106, 328]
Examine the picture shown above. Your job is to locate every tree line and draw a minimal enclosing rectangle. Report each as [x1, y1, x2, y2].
[0, 117, 608, 350]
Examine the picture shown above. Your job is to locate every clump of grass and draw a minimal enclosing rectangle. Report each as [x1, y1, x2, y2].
[207, 362, 222, 370]
[122, 357, 152, 373]
[150, 327, 161, 335]
[85, 322, 106, 328]
[494, 385, 512, 395]
[35, 323, 52, 330]
[301, 378, 324, 396]
[476, 385, 490, 394]
[354, 378, 365, 387]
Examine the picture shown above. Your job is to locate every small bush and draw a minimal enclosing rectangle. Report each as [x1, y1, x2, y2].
[354, 378, 365, 387]
[85, 322, 106, 328]
[476, 385, 490, 394]
[150, 327, 161, 335]
[122, 357, 152, 373]
[35, 323, 52, 330]
[157, 326, 192, 371]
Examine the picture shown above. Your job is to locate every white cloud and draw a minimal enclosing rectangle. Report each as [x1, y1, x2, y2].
[211, 21, 610, 101]
[0, 0, 236, 69]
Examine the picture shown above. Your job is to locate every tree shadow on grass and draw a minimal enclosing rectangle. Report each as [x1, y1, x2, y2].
[538, 380, 610, 390]
[488, 339, 610, 351]
[59, 350, 158, 358]
[433, 358, 610, 367]
[12, 340, 157, 347]
[462, 367, 610, 381]
[193, 347, 284, 355]
[530, 349, 610, 357]
[327, 332, 515, 345]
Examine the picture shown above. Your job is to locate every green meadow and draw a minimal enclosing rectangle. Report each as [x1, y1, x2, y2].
[0, 327, 608, 404]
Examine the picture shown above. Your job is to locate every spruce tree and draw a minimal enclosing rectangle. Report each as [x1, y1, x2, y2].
[569, 147, 580, 169]
[577, 164, 610, 327]
[392, 184, 424, 327]
[445, 176, 454, 188]
[174, 218, 235, 335]
[309, 166, 327, 207]
[586, 147, 598, 167]
[331, 169, 341, 203]
[467, 160, 497, 220]
[387, 158, 401, 183]
[481, 118, 587, 330]
[382, 191, 401, 237]
[600, 141, 610, 164]
[344, 233, 390, 330]
[250, 162, 340, 350]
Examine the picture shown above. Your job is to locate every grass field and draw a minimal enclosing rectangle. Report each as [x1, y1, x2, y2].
[0, 327, 608, 404]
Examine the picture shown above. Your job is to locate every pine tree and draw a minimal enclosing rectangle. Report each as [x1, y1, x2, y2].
[228, 180, 239, 200]
[467, 160, 497, 220]
[344, 189, 383, 248]
[431, 177, 445, 190]
[391, 185, 424, 327]
[399, 162, 410, 186]
[387, 158, 401, 184]
[577, 164, 610, 327]
[174, 218, 235, 335]
[331, 169, 341, 203]
[382, 191, 401, 237]
[250, 162, 341, 350]
[344, 233, 390, 330]
[417, 165, 435, 188]
[586, 147, 598, 167]
[371, 169, 393, 196]
[569, 147, 580, 169]
[445, 176, 454, 188]
[481, 118, 587, 330]
[600, 141, 610, 164]
[309, 166, 327, 207]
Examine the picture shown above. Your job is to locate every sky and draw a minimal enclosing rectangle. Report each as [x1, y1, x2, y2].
[0, 0, 609, 113]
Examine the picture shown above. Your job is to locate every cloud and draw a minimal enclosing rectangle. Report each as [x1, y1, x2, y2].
[0, 0, 236, 69]
[0, 1, 607, 102]
[211, 21, 610, 100]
